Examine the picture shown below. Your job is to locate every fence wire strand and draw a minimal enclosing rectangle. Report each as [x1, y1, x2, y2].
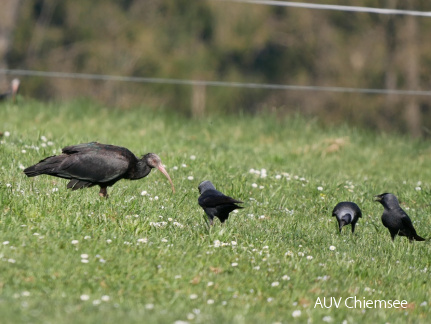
[214, 0, 431, 17]
[1, 69, 431, 97]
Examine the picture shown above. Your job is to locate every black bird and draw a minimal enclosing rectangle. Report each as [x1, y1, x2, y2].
[332, 201, 362, 233]
[198, 180, 243, 225]
[24, 142, 175, 197]
[0, 79, 20, 102]
[374, 193, 425, 242]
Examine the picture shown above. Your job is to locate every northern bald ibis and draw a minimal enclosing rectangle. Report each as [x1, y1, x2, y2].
[0, 79, 20, 102]
[24, 142, 175, 197]
[198, 180, 243, 225]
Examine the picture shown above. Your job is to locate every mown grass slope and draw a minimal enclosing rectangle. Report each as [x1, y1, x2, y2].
[0, 100, 430, 323]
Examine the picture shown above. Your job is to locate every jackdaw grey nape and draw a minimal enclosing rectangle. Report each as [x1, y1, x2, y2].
[198, 180, 243, 225]
[332, 201, 362, 233]
[374, 193, 425, 242]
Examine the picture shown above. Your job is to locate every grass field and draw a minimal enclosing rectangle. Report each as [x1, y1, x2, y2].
[1, 99, 430, 324]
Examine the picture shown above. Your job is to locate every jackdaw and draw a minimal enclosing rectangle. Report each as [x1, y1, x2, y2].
[198, 180, 243, 225]
[332, 201, 362, 233]
[374, 193, 425, 241]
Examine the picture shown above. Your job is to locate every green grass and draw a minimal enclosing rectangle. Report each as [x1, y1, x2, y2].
[0, 99, 430, 324]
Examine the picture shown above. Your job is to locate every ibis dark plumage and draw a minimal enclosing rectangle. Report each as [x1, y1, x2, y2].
[0, 79, 20, 102]
[332, 201, 362, 233]
[198, 180, 243, 225]
[24, 142, 175, 197]
[374, 193, 425, 242]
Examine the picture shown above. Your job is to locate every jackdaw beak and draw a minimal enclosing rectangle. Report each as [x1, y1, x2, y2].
[341, 214, 352, 226]
[374, 195, 382, 202]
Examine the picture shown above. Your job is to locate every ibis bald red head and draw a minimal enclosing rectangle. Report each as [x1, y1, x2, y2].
[144, 153, 175, 193]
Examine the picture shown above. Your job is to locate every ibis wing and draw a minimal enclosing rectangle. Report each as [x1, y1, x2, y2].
[58, 150, 130, 183]
[62, 142, 102, 154]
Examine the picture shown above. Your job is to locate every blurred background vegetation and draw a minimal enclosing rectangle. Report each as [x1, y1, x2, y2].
[2, 0, 431, 136]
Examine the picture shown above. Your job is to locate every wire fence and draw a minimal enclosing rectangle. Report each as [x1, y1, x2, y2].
[2, 2, 431, 97]
[1, 69, 431, 97]
[2, 1, 431, 134]
[215, 0, 431, 17]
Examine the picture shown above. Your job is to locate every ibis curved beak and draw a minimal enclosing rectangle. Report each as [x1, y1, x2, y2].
[157, 164, 175, 193]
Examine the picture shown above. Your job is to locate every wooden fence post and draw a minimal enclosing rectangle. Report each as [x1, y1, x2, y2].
[192, 83, 206, 118]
